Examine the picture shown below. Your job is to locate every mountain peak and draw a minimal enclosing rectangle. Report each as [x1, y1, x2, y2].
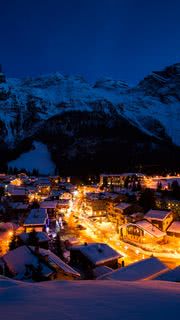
[93, 77, 129, 90]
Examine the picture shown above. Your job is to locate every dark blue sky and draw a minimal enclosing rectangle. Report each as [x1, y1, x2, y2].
[0, 0, 180, 84]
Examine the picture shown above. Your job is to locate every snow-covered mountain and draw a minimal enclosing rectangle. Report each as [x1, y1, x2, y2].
[0, 63, 180, 173]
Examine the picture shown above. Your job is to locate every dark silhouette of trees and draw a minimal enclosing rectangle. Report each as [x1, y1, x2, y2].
[54, 231, 65, 260]
[171, 180, 180, 200]
[139, 188, 156, 212]
[31, 201, 40, 209]
[9, 233, 18, 251]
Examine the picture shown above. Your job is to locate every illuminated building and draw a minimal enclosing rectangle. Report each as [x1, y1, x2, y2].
[144, 209, 174, 232]
[23, 208, 48, 233]
[119, 220, 166, 244]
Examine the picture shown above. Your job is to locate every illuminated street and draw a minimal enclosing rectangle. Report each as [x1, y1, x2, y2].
[64, 190, 180, 268]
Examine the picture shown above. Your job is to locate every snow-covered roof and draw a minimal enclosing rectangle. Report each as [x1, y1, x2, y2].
[0, 277, 179, 320]
[10, 202, 29, 210]
[93, 266, 113, 278]
[134, 220, 166, 238]
[24, 208, 47, 226]
[0, 222, 16, 232]
[97, 257, 168, 281]
[115, 202, 131, 210]
[9, 189, 27, 196]
[70, 243, 122, 266]
[2, 246, 52, 277]
[145, 209, 171, 221]
[167, 221, 180, 234]
[2, 245, 79, 279]
[155, 266, 180, 282]
[40, 200, 58, 209]
[36, 247, 80, 277]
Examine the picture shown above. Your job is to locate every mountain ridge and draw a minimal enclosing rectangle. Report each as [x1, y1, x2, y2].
[0, 63, 179, 174]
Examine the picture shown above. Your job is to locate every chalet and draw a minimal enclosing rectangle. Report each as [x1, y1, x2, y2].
[106, 195, 128, 222]
[119, 220, 166, 244]
[40, 200, 59, 219]
[0, 245, 80, 281]
[112, 202, 135, 224]
[97, 257, 169, 281]
[35, 177, 51, 195]
[145, 209, 174, 231]
[57, 199, 70, 213]
[70, 243, 123, 279]
[23, 208, 48, 233]
[85, 193, 107, 216]
[85, 192, 123, 217]
[167, 221, 180, 238]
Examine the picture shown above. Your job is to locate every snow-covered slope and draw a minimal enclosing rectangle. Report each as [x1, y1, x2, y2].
[8, 141, 55, 175]
[0, 277, 180, 320]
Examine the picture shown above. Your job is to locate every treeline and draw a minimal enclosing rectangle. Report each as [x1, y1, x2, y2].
[7, 167, 40, 176]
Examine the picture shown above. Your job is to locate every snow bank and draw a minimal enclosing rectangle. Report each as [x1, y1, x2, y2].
[0, 278, 179, 320]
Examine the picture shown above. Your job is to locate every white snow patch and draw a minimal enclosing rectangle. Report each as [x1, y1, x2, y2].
[8, 141, 55, 175]
[0, 278, 179, 320]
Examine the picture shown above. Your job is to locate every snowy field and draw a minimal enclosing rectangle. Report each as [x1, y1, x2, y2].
[8, 141, 55, 175]
[0, 277, 179, 320]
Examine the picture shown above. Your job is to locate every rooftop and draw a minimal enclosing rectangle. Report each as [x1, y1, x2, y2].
[71, 243, 122, 266]
[97, 257, 168, 281]
[115, 202, 131, 210]
[135, 220, 166, 238]
[37, 247, 80, 277]
[8, 188, 27, 196]
[155, 266, 180, 282]
[145, 209, 171, 221]
[40, 201, 59, 209]
[24, 208, 47, 226]
[167, 221, 180, 234]
[2, 245, 52, 278]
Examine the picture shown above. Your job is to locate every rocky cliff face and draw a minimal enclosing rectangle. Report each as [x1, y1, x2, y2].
[0, 64, 180, 174]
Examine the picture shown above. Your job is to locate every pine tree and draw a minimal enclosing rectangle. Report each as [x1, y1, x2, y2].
[9, 233, 18, 251]
[54, 231, 65, 260]
[171, 180, 180, 200]
[139, 188, 156, 212]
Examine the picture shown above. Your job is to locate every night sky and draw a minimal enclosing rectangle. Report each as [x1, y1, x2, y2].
[1, 0, 180, 84]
